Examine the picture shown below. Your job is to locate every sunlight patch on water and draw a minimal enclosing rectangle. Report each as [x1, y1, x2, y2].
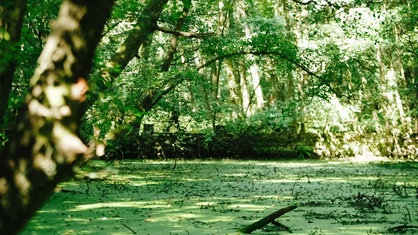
[229, 203, 270, 210]
[223, 173, 248, 177]
[72, 201, 172, 211]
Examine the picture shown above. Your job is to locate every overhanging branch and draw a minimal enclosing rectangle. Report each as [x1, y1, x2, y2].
[289, 0, 346, 8]
[289, 0, 314, 5]
[157, 25, 215, 38]
[197, 50, 321, 79]
[198, 50, 352, 99]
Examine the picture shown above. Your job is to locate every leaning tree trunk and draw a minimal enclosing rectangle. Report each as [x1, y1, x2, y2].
[101, 0, 169, 84]
[0, 0, 114, 234]
[83, 0, 169, 119]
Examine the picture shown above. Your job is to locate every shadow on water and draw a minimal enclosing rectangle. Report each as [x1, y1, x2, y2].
[21, 159, 418, 235]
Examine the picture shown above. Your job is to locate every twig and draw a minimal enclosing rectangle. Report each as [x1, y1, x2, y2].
[405, 206, 412, 223]
[271, 220, 292, 232]
[122, 223, 137, 234]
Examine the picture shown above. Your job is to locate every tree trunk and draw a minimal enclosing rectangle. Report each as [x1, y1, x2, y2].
[101, 0, 169, 83]
[226, 60, 242, 119]
[249, 63, 265, 111]
[240, 62, 251, 117]
[0, 0, 114, 233]
[0, 0, 26, 125]
[161, 0, 192, 72]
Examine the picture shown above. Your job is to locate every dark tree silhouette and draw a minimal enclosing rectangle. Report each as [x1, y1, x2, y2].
[0, 0, 26, 124]
[0, 0, 114, 233]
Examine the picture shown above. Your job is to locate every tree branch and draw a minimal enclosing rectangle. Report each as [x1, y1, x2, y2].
[102, 0, 169, 82]
[157, 25, 215, 39]
[161, 0, 192, 71]
[289, 0, 346, 8]
[289, 0, 315, 5]
[240, 205, 297, 233]
[198, 50, 319, 79]
[198, 50, 354, 100]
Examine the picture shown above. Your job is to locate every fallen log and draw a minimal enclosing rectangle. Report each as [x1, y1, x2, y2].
[388, 224, 418, 233]
[240, 205, 297, 233]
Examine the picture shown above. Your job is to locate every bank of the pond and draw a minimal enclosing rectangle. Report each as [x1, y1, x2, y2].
[110, 131, 318, 160]
[22, 159, 418, 235]
[105, 128, 418, 160]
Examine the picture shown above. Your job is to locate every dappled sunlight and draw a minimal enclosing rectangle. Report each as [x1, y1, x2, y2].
[73, 201, 172, 211]
[3, 0, 418, 233]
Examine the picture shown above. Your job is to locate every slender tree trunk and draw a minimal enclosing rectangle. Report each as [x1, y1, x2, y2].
[249, 63, 264, 110]
[0, 1, 114, 233]
[211, 62, 221, 98]
[405, 67, 418, 132]
[376, 45, 404, 155]
[226, 60, 242, 119]
[240, 62, 251, 117]
[392, 25, 409, 133]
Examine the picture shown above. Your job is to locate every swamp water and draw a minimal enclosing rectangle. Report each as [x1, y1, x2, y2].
[22, 159, 418, 235]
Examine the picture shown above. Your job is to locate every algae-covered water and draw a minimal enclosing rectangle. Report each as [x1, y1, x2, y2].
[22, 158, 418, 234]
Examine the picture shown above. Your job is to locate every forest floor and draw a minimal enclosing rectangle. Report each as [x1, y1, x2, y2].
[22, 157, 418, 235]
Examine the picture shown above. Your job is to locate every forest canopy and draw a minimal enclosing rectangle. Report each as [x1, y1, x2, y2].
[80, 0, 417, 159]
[2, 0, 418, 160]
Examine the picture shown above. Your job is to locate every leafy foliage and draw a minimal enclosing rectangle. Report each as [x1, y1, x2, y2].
[3, 0, 418, 160]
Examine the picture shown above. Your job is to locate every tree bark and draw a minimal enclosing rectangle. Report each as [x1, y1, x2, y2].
[161, 0, 192, 72]
[226, 60, 243, 119]
[111, 0, 195, 140]
[0, 0, 27, 125]
[0, 0, 114, 233]
[84, 0, 169, 118]
[101, 0, 169, 83]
